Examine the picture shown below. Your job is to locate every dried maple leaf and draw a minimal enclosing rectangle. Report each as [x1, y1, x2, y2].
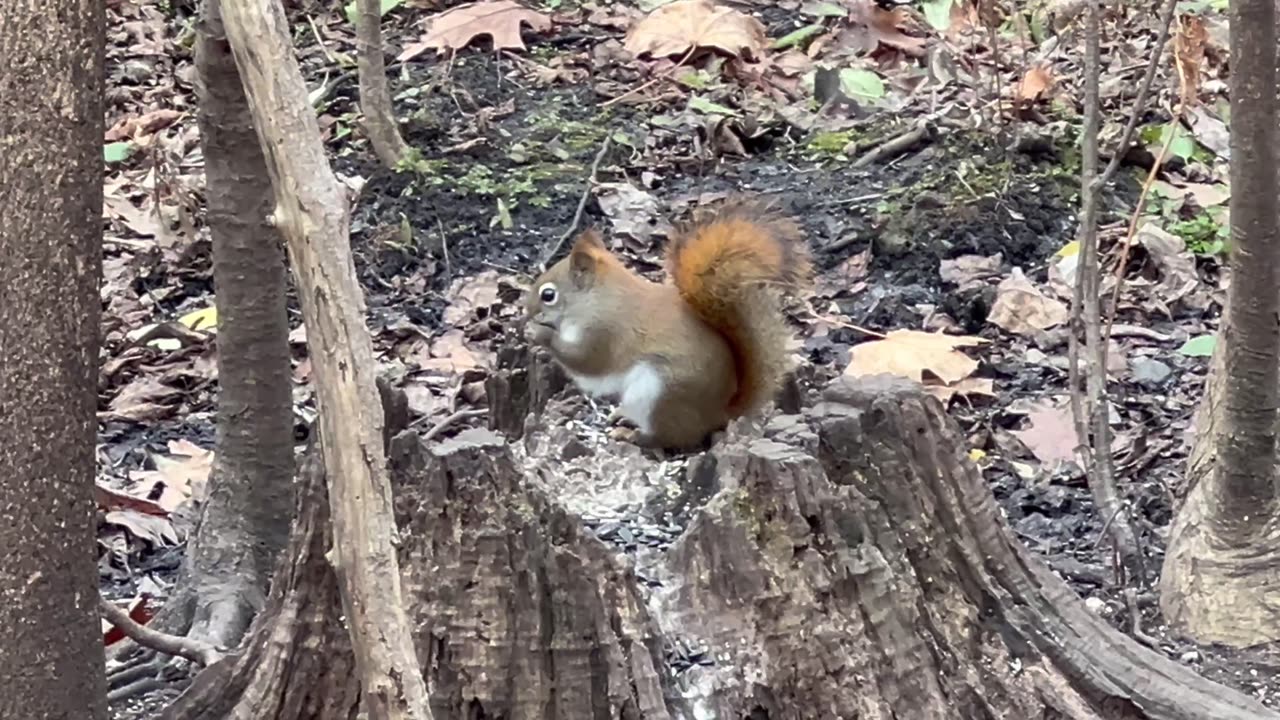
[844, 330, 987, 384]
[842, 0, 927, 58]
[398, 0, 552, 61]
[624, 0, 767, 62]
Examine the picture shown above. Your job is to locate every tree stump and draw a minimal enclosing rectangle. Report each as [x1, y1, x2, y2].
[165, 374, 1279, 719]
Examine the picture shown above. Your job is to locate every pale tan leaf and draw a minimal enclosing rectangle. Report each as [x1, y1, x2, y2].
[845, 329, 987, 384]
[402, 0, 552, 60]
[1012, 402, 1077, 466]
[987, 268, 1069, 335]
[624, 0, 767, 61]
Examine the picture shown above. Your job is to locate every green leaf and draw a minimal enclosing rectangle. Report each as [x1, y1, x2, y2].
[1161, 123, 1197, 161]
[1178, 334, 1216, 357]
[345, 0, 404, 25]
[773, 23, 825, 50]
[838, 68, 885, 101]
[921, 0, 953, 31]
[104, 142, 135, 164]
[688, 95, 740, 117]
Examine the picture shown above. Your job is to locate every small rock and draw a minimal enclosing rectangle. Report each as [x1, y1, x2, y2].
[1180, 650, 1201, 663]
[1084, 596, 1106, 614]
[1131, 358, 1173, 386]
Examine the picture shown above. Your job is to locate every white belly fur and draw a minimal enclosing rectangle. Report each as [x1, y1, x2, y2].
[568, 362, 665, 435]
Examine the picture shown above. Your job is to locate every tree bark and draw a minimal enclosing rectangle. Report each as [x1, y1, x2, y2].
[165, 364, 1278, 719]
[356, 0, 409, 168]
[178, 0, 296, 650]
[218, 0, 432, 717]
[0, 0, 109, 717]
[1159, 0, 1280, 648]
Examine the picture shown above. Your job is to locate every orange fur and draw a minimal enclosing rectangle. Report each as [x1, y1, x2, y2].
[665, 198, 811, 415]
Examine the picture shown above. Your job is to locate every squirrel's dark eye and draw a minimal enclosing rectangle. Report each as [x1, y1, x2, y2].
[538, 283, 558, 305]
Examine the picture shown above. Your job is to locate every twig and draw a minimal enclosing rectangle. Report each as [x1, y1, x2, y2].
[99, 596, 222, 667]
[1109, 324, 1175, 342]
[802, 299, 885, 339]
[852, 122, 931, 169]
[541, 134, 613, 268]
[1073, 0, 1146, 587]
[411, 408, 488, 440]
[599, 45, 697, 109]
[1103, 104, 1178, 345]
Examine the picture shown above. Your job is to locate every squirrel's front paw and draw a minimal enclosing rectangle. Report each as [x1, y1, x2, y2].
[607, 425, 640, 442]
[606, 408, 636, 428]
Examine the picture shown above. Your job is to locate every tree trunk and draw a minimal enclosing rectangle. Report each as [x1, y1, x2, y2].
[218, 0, 433, 717]
[165, 364, 1278, 719]
[1159, 0, 1280, 648]
[173, 0, 296, 650]
[355, 0, 409, 168]
[0, 0, 109, 717]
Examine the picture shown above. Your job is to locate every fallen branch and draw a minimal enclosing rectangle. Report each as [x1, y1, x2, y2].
[99, 596, 221, 667]
[852, 122, 931, 168]
[219, 0, 434, 716]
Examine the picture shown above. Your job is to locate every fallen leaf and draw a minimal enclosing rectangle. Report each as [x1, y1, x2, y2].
[399, 0, 552, 60]
[419, 329, 484, 374]
[624, 0, 767, 61]
[104, 109, 183, 142]
[178, 305, 218, 332]
[1012, 402, 1077, 466]
[95, 482, 168, 516]
[443, 270, 503, 326]
[1137, 223, 1199, 304]
[1185, 105, 1229, 159]
[102, 596, 153, 646]
[939, 253, 1002, 289]
[987, 268, 1069, 335]
[845, 329, 987, 384]
[126, 439, 212, 513]
[103, 509, 181, 547]
[849, 1, 927, 57]
[1016, 66, 1054, 103]
[1178, 333, 1216, 357]
[923, 375, 995, 403]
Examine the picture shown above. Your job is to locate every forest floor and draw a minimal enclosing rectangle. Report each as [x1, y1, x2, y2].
[97, 0, 1280, 716]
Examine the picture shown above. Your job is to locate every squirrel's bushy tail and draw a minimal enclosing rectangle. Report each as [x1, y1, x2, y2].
[665, 197, 811, 417]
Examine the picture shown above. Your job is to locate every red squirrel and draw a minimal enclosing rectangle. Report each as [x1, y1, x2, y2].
[524, 198, 811, 450]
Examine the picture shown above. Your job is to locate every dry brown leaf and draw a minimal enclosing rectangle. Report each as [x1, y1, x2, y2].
[419, 329, 484, 374]
[103, 509, 181, 547]
[104, 108, 183, 142]
[1012, 402, 1077, 466]
[845, 330, 987, 385]
[624, 0, 767, 61]
[126, 439, 212, 513]
[1016, 66, 1054, 103]
[987, 268, 1068, 335]
[399, 0, 552, 61]
[443, 270, 503, 326]
[845, 1, 927, 58]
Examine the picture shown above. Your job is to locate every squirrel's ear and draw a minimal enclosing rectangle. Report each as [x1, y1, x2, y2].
[568, 230, 604, 288]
